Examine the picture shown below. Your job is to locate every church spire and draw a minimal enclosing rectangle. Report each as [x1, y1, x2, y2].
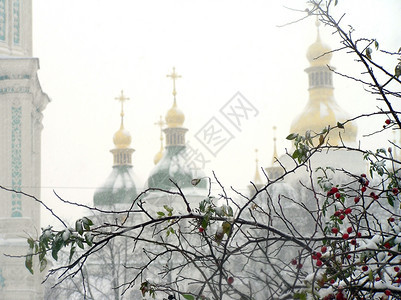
[166, 66, 182, 103]
[115, 90, 129, 130]
[165, 67, 185, 129]
[289, 19, 357, 146]
[93, 90, 138, 207]
[253, 149, 263, 185]
[164, 67, 187, 146]
[111, 90, 134, 165]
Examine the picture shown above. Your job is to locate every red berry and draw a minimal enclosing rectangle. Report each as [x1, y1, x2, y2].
[316, 252, 322, 259]
[361, 173, 366, 178]
[331, 187, 339, 193]
[335, 192, 341, 199]
[384, 242, 391, 249]
[339, 214, 345, 220]
[227, 276, 234, 285]
[316, 260, 322, 267]
[357, 232, 362, 238]
[344, 208, 352, 215]
[361, 186, 367, 193]
[395, 266, 400, 272]
[332, 227, 339, 234]
[390, 217, 395, 222]
[321, 246, 327, 253]
[334, 210, 341, 217]
[347, 227, 353, 234]
[199, 227, 204, 233]
[291, 259, 297, 265]
[393, 188, 399, 195]
[351, 239, 356, 245]
[342, 233, 349, 240]
[385, 289, 391, 296]
[336, 291, 345, 300]
[375, 276, 380, 281]
[312, 253, 317, 260]
[354, 196, 360, 203]
[385, 119, 391, 125]
[347, 254, 351, 259]
[330, 279, 335, 284]
[297, 263, 303, 269]
[362, 265, 368, 272]
[364, 180, 370, 186]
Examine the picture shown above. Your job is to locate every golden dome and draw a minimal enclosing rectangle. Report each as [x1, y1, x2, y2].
[113, 124, 132, 149]
[306, 20, 332, 66]
[289, 94, 358, 145]
[165, 100, 185, 128]
[153, 147, 163, 165]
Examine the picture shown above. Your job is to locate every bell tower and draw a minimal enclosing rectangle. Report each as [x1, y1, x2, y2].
[0, 1, 49, 299]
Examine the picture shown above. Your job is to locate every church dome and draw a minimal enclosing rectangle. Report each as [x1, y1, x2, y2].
[289, 19, 358, 146]
[165, 101, 185, 128]
[93, 90, 139, 207]
[153, 147, 164, 165]
[306, 21, 332, 66]
[147, 146, 207, 191]
[93, 166, 138, 207]
[113, 125, 132, 149]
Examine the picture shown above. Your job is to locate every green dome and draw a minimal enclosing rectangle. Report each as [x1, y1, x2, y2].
[147, 146, 207, 191]
[93, 165, 138, 206]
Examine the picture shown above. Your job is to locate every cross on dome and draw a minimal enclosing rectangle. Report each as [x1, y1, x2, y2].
[166, 67, 181, 101]
[155, 115, 165, 141]
[115, 90, 130, 123]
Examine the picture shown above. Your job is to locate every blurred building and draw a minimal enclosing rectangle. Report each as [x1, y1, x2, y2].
[0, 1, 50, 299]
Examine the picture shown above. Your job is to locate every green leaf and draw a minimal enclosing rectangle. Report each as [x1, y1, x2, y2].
[69, 246, 76, 263]
[388, 194, 395, 207]
[222, 221, 231, 235]
[157, 211, 165, 217]
[40, 258, 47, 272]
[395, 63, 401, 78]
[292, 149, 300, 159]
[183, 295, 195, 300]
[294, 292, 307, 300]
[366, 48, 372, 60]
[27, 237, 35, 249]
[368, 269, 374, 281]
[39, 249, 46, 261]
[227, 205, 233, 217]
[82, 217, 93, 226]
[286, 133, 298, 140]
[51, 236, 63, 260]
[191, 178, 201, 186]
[334, 0, 338, 6]
[75, 219, 84, 235]
[202, 214, 210, 230]
[337, 122, 344, 129]
[77, 238, 84, 249]
[85, 233, 93, 246]
[25, 255, 33, 274]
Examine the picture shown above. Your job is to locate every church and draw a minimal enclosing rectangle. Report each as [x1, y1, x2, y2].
[0, 1, 366, 299]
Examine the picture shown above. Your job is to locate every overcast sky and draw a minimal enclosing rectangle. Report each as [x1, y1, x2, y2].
[32, 1, 401, 226]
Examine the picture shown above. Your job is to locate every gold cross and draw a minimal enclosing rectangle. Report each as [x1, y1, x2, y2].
[154, 115, 165, 144]
[166, 67, 181, 100]
[115, 90, 130, 119]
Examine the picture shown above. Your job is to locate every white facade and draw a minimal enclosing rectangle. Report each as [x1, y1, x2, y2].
[0, 1, 49, 298]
